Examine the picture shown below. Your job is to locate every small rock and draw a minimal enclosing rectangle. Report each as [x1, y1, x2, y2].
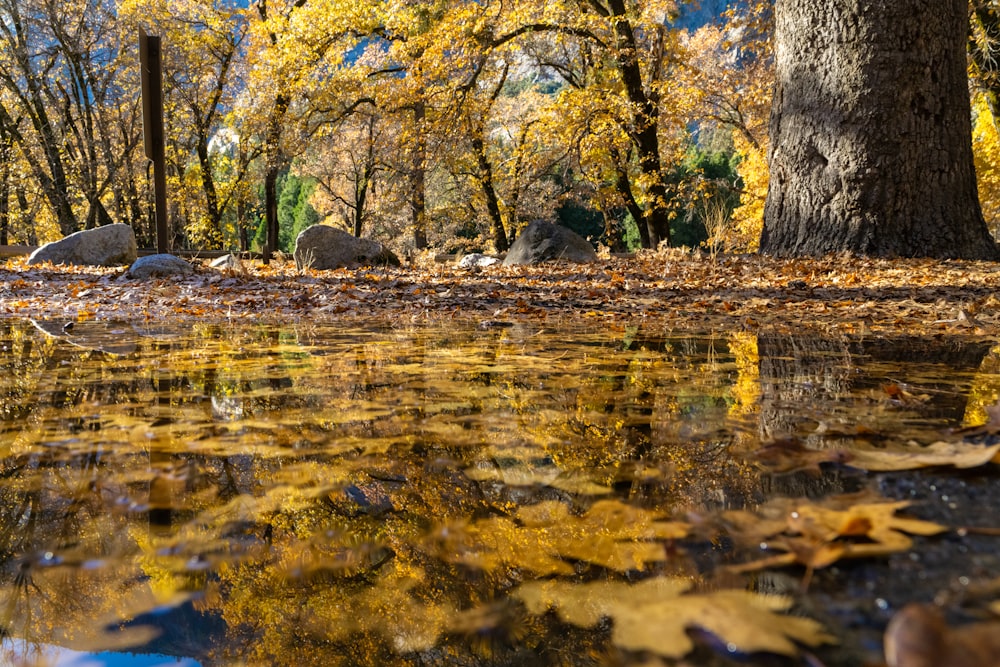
[458, 253, 501, 269]
[128, 254, 195, 279]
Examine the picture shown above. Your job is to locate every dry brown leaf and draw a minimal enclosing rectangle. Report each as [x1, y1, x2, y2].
[885, 603, 1000, 667]
[516, 577, 836, 660]
[726, 496, 947, 574]
[847, 440, 1000, 472]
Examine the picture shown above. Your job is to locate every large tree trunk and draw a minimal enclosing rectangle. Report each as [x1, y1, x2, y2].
[762, 0, 998, 259]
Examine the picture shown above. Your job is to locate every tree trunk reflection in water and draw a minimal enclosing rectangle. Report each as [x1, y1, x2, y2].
[756, 334, 993, 496]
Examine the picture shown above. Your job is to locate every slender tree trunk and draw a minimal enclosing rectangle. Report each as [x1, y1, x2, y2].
[29, 97, 77, 235]
[353, 174, 366, 238]
[256, 0, 303, 261]
[606, 0, 670, 248]
[471, 135, 508, 253]
[411, 99, 428, 250]
[2, 4, 77, 235]
[264, 167, 280, 260]
[237, 141, 251, 252]
[616, 168, 650, 249]
[15, 186, 33, 244]
[85, 199, 114, 229]
[0, 178, 8, 245]
[762, 0, 998, 259]
[262, 92, 290, 263]
[238, 197, 249, 252]
[354, 161, 372, 238]
[195, 135, 223, 244]
[0, 119, 10, 245]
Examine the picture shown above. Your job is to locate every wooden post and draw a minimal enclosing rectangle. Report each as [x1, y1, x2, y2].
[139, 30, 168, 254]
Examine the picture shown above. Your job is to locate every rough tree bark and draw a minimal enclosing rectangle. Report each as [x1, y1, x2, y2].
[761, 0, 998, 259]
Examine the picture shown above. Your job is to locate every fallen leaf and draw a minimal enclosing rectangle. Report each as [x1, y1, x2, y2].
[515, 577, 836, 660]
[846, 440, 1000, 472]
[885, 603, 1000, 667]
[725, 496, 947, 575]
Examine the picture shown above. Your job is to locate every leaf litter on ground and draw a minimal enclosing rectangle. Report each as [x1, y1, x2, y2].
[7, 252, 1000, 337]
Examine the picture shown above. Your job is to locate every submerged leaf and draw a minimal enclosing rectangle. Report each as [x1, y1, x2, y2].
[464, 457, 612, 495]
[515, 578, 836, 660]
[432, 499, 689, 575]
[753, 437, 853, 474]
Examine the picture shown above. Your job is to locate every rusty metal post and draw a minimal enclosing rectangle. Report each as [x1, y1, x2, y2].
[139, 30, 168, 254]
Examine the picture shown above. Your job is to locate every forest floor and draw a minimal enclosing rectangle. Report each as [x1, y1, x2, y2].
[2, 249, 1000, 337]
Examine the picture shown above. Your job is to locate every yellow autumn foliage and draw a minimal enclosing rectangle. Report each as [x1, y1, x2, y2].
[973, 94, 1000, 238]
[730, 132, 768, 252]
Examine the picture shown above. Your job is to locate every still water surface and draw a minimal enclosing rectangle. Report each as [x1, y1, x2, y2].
[0, 319, 995, 666]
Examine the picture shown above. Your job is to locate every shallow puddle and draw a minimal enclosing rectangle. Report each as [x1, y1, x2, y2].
[0, 319, 996, 666]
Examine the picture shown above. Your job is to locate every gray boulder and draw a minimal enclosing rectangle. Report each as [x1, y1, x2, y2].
[27, 223, 137, 267]
[503, 221, 598, 266]
[294, 225, 400, 271]
[128, 254, 194, 279]
[457, 253, 501, 269]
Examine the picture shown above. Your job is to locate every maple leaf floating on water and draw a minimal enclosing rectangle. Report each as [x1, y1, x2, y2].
[515, 577, 836, 660]
[847, 440, 1000, 472]
[754, 437, 1000, 474]
[725, 494, 947, 576]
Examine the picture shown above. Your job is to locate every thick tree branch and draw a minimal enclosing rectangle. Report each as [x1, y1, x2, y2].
[493, 24, 607, 50]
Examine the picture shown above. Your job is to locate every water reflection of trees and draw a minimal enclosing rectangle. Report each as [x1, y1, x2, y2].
[757, 334, 993, 438]
[0, 320, 995, 665]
